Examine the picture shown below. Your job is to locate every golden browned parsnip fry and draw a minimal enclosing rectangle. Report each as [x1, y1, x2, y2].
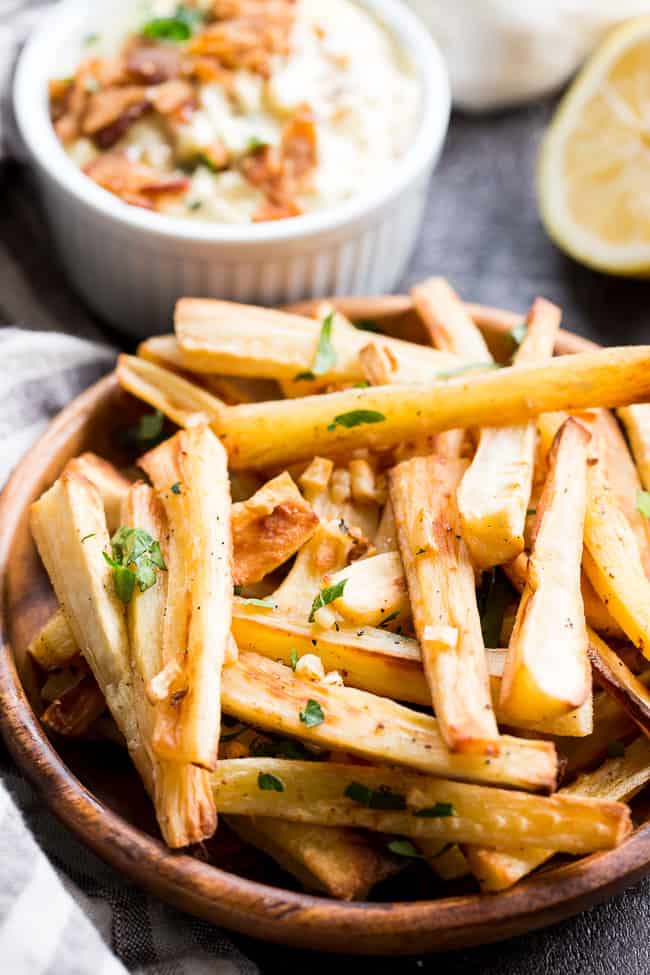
[40, 670, 107, 737]
[221, 651, 558, 790]
[457, 299, 561, 569]
[117, 354, 226, 429]
[123, 482, 216, 847]
[503, 553, 624, 641]
[28, 607, 80, 671]
[499, 420, 591, 723]
[390, 455, 498, 752]
[538, 409, 650, 577]
[226, 817, 402, 900]
[466, 736, 650, 891]
[139, 426, 232, 770]
[231, 472, 319, 585]
[30, 472, 153, 792]
[410, 277, 493, 361]
[582, 453, 650, 658]
[619, 403, 650, 492]
[588, 629, 650, 739]
[211, 759, 630, 854]
[323, 551, 410, 627]
[209, 346, 650, 469]
[63, 453, 130, 534]
[174, 298, 458, 383]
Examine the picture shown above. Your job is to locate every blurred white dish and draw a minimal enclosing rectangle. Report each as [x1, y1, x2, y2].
[404, 0, 650, 112]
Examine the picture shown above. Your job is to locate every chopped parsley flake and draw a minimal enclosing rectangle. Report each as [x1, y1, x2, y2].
[290, 648, 299, 671]
[80, 533, 96, 543]
[637, 489, 650, 518]
[171, 482, 182, 495]
[326, 410, 386, 431]
[294, 312, 336, 381]
[344, 782, 407, 810]
[257, 772, 284, 792]
[119, 409, 165, 449]
[309, 578, 347, 622]
[103, 526, 166, 604]
[387, 838, 422, 859]
[299, 699, 325, 727]
[413, 802, 456, 818]
[141, 6, 203, 42]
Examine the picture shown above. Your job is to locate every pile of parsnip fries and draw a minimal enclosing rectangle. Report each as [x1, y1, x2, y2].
[29, 277, 650, 899]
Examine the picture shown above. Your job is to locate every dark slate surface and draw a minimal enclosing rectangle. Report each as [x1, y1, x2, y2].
[2, 99, 650, 973]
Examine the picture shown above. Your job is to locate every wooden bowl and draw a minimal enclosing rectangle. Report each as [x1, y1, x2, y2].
[1, 297, 649, 956]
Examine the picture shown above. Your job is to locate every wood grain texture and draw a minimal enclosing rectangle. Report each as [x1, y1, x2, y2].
[1, 299, 649, 956]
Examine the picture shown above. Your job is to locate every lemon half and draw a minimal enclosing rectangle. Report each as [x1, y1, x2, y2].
[538, 16, 650, 276]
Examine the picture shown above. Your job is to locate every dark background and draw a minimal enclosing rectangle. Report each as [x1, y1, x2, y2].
[2, 98, 650, 973]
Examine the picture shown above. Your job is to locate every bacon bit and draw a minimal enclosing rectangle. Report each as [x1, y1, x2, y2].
[200, 139, 231, 170]
[243, 104, 316, 221]
[126, 42, 183, 84]
[84, 153, 189, 209]
[191, 0, 297, 78]
[149, 79, 197, 119]
[82, 85, 149, 136]
[252, 198, 302, 221]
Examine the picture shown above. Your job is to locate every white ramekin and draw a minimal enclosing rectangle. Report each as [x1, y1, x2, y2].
[13, 0, 450, 337]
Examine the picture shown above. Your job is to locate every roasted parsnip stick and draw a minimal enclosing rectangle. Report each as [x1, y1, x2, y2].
[582, 452, 650, 658]
[221, 651, 558, 791]
[231, 472, 319, 586]
[210, 346, 650, 469]
[140, 426, 232, 770]
[410, 277, 493, 361]
[588, 629, 650, 739]
[226, 816, 402, 900]
[618, 403, 650, 492]
[123, 482, 216, 846]
[63, 453, 130, 534]
[500, 420, 591, 723]
[41, 670, 107, 737]
[272, 518, 357, 620]
[390, 455, 498, 752]
[117, 354, 226, 429]
[466, 736, 650, 891]
[211, 759, 630, 855]
[503, 553, 624, 641]
[323, 551, 410, 627]
[30, 472, 153, 793]
[28, 607, 80, 671]
[174, 298, 458, 383]
[457, 299, 561, 569]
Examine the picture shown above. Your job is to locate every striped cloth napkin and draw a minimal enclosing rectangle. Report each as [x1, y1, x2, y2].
[0, 329, 258, 975]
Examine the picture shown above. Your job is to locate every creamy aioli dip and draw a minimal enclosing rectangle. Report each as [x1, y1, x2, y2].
[52, 0, 420, 223]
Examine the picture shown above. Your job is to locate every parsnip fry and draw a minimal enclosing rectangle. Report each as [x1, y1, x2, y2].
[466, 736, 650, 891]
[210, 346, 650, 469]
[390, 455, 498, 752]
[41, 671, 106, 737]
[500, 419, 591, 723]
[123, 482, 216, 847]
[619, 403, 650, 492]
[221, 651, 558, 791]
[28, 607, 79, 671]
[30, 473, 153, 792]
[410, 277, 493, 361]
[117, 354, 226, 429]
[140, 426, 232, 769]
[588, 629, 650, 738]
[457, 299, 561, 569]
[174, 298, 457, 383]
[503, 553, 624, 641]
[211, 759, 630, 855]
[272, 519, 357, 619]
[231, 472, 319, 586]
[323, 551, 410, 627]
[63, 453, 130, 534]
[582, 453, 650, 658]
[226, 816, 401, 900]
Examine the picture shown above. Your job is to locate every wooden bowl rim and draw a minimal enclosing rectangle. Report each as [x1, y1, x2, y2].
[1, 297, 648, 955]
